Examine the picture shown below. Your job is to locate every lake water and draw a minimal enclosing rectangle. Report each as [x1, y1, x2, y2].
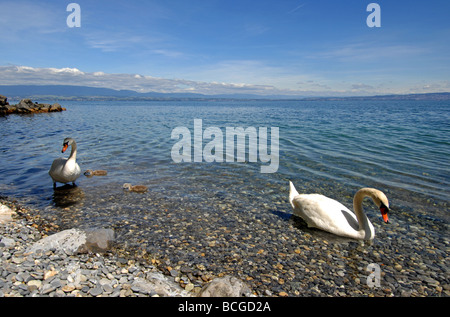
[1, 99, 449, 296]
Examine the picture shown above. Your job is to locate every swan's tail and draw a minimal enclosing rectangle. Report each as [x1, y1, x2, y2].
[289, 181, 299, 209]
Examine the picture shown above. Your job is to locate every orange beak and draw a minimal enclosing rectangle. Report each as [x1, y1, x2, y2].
[380, 206, 389, 223]
[62, 143, 68, 153]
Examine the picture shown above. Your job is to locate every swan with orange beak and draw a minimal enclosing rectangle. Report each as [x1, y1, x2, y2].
[289, 181, 390, 240]
[49, 138, 81, 188]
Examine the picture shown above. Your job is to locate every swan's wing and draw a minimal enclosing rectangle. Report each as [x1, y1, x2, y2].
[73, 163, 81, 179]
[49, 158, 67, 180]
[292, 194, 359, 234]
[289, 181, 300, 209]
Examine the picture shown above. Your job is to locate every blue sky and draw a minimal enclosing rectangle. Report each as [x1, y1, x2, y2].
[0, 0, 449, 96]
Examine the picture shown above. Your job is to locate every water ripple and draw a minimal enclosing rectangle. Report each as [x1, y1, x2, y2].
[0, 100, 448, 226]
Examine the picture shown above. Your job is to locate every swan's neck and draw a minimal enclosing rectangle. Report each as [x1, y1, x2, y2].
[353, 188, 376, 231]
[68, 142, 77, 161]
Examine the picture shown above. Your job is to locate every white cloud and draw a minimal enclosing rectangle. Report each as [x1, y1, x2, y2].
[313, 43, 430, 62]
[350, 83, 375, 91]
[48, 68, 85, 75]
[288, 3, 306, 14]
[85, 32, 147, 53]
[151, 49, 185, 58]
[0, 65, 284, 95]
[0, 65, 447, 97]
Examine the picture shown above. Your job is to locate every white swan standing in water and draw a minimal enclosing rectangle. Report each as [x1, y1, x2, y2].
[289, 181, 389, 240]
[49, 138, 81, 188]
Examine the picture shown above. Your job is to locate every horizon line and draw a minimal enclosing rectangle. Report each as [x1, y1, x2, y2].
[1, 84, 449, 101]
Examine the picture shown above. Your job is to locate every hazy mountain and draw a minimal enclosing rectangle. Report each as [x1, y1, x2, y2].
[1, 84, 449, 101]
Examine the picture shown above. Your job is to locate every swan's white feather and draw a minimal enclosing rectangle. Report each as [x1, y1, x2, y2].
[289, 181, 376, 240]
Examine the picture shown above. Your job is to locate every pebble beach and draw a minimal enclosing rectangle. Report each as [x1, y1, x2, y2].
[0, 200, 196, 297]
[1, 195, 448, 298]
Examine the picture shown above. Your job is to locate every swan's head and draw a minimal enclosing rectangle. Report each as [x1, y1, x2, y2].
[62, 138, 75, 153]
[371, 190, 390, 223]
[379, 203, 389, 223]
[84, 169, 93, 176]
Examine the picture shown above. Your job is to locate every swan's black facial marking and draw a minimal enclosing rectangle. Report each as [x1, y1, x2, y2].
[62, 143, 69, 153]
[380, 203, 389, 223]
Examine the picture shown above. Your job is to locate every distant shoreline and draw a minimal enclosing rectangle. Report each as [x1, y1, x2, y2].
[1, 85, 449, 102]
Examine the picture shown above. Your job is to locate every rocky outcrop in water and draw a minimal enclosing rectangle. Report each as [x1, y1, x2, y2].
[0, 95, 66, 115]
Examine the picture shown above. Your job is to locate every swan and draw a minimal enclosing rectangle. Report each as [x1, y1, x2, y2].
[48, 138, 81, 188]
[123, 183, 148, 193]
[288, 181, 389, 240]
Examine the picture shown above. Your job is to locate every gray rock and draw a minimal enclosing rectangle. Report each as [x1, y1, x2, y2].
[26, 229, 86, 255]
[26, 228, 114, 255]
[16, 99, 34, 113]
[37, 103, 51, 111]
[198, 275, 253, 297]
[132, 273, 191, 297]
[0, 104, 15, 115]
[0, 97, 66, 115]
[79, 228, 115, 254]
[0, 95, 8, 106]
[89, 286, 103, 296]
[1, 237, 15, 248]
[41, 283, 57, 295]
[49, 103, 62, 112]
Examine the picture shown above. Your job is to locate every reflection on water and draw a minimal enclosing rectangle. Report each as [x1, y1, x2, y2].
[52, 185, 85, 208]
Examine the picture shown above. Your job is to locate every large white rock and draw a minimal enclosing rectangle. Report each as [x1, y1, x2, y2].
[132, 273, 192, 297]
[26, 228, 114, 255]
[0, 204, 15, 224]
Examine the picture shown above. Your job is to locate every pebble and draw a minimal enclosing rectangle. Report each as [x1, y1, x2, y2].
[89, 286, 103, 297]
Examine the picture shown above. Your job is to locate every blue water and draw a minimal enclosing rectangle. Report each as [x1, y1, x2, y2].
[1, 99, 448, 220]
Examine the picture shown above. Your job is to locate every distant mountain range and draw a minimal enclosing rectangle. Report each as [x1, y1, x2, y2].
[1, 84, 449, 101]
